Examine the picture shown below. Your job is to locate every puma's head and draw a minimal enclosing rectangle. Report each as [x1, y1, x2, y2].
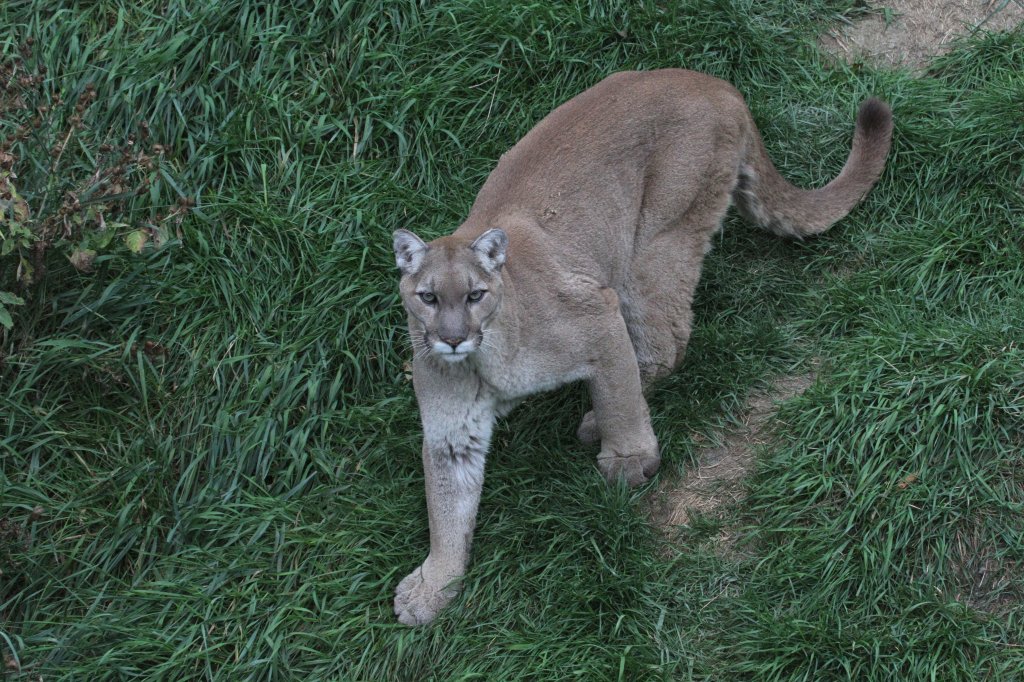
[393, 228, 508, 363]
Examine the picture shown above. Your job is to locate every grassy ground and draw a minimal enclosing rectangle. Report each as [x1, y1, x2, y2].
[1, 1, 1022, 679]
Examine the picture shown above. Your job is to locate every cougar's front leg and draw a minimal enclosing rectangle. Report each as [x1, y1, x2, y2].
[585, 289, 661, 486]
[394, 390, 494, 626]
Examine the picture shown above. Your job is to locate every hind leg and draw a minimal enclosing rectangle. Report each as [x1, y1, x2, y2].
[624, 232, 704, 385]
[577, 125, 741, 445]
[577, 227, 715, 445]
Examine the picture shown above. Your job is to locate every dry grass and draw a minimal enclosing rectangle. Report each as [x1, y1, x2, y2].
[820, 0, 1024, 71]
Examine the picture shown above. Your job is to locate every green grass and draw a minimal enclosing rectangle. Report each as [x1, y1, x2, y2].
[1, 0, 1022, 679]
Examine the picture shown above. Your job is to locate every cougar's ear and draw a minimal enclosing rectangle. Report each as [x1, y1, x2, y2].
[393, 229, 428, 275]
[470, 228, 508, 273]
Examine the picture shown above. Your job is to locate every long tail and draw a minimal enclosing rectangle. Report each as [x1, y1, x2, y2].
[732, 98, 893, 238]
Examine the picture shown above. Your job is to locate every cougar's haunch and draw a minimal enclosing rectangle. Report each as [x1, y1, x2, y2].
[391, 69, 892, 625]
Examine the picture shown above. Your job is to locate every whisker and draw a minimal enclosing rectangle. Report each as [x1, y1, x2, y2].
[479, 329, 500, 351]
[411, 332, 434, 360]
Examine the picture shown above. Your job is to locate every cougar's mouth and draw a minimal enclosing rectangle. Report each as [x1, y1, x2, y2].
[427, 330, 484, 363]
[431, 338, 476, 362]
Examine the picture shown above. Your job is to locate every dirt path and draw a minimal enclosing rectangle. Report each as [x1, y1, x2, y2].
[820, 0, 1024, 71]
[648, 373, 814, 530]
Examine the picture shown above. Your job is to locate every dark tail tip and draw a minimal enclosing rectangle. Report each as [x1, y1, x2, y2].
[856, 97, 894, 139]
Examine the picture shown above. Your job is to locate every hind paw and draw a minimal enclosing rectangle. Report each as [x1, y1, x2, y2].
[577, 410, 599, 445]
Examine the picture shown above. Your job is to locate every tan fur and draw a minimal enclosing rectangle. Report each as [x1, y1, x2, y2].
[391, 69, 893, 625]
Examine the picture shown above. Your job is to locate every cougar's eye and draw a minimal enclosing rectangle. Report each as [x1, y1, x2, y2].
[467, 289, 486, 303]
[418, 291, 437, 304]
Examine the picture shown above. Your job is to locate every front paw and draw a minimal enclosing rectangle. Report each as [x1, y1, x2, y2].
[597, 443, 660, 487]
[394, 562, 462, 626]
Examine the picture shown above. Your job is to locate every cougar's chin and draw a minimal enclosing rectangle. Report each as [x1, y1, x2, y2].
[439, 353, 468, 363]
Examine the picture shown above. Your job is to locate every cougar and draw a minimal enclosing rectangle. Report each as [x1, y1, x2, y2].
[391, 69, 892, 625]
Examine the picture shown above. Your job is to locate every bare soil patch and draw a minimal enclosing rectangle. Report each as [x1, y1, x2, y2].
[951, 528, 1023, 615]
[649, 373, 814, 532]
[820, 0, 1024, 71]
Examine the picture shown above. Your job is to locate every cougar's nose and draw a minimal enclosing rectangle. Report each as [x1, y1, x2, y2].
[440, 335, 465, 350]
